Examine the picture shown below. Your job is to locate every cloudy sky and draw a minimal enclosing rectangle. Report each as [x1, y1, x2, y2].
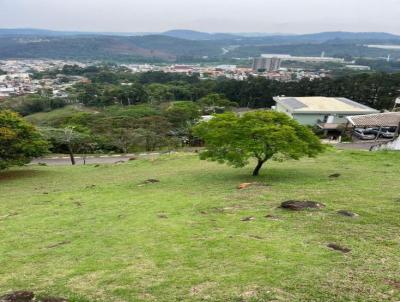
[0, 0, 399, 34]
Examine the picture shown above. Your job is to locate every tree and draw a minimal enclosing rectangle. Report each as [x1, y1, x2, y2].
[41, 126, 91, 165]
[0, 110, 48, 170]
[197, 93, 238, 114]
[106, 128, 140, 153]
[145, 84, 174, 104]
[165, 101, 201, 128]
[193, 111, 324, 176]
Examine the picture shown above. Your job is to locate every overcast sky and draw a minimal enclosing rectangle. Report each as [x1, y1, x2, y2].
[0, 0, 399, 34]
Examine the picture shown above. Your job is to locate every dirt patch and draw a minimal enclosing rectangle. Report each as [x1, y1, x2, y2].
[0, 292, 69, 302]
[249, 235, 263, 240]
[139, 179, 160, 186]
[337, 210, 359, 218]
[157, 214, 168, 219]
[237, 182, 270, 190]
[241, 216, 255, 222]
[385, 279, 400, 289]
[145, 179, 160, 183]
[0, 291, 34, 302]
[237, 183, 253, 190]
[46, 240, 71, 249]
[241, 289, 258, 299]
[40, 298, 68, 302]
[190, 282, 216, 296]
[281, 200, 325, 211]
[327, 243, 351, 253]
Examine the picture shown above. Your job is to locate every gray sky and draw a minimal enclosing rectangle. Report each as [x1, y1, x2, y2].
[0, 0, 399, 34]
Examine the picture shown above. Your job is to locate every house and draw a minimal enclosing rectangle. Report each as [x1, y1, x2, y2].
[273, 96, 379, 133]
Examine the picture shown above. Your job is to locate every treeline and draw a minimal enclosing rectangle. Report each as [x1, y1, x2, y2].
[3, 67, 400, 157]
[58, 67, 400, 110]
[30, 64, 400, 109]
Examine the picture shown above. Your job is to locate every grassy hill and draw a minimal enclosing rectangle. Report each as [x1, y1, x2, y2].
[1, 150, 400, 301]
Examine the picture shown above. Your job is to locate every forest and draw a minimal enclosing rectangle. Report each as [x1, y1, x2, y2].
[2, 66, 400, 155]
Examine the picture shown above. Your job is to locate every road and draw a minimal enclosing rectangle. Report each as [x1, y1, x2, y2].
[30, 153, 167, 166]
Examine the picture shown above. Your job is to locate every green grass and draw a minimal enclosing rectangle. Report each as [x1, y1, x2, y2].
[1, 150, 400, 301]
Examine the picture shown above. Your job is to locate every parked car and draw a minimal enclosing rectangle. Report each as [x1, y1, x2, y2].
[370, 127, 397, 139]
[353, 128, 376, 140]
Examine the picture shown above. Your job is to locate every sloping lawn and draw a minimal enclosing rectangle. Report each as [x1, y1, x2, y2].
[1, 150, 400, 301]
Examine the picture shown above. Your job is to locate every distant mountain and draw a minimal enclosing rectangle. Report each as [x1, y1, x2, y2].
[162, 30, 242, 40]
[0, 29, 400, 62]
[296, 31, 400, 42]
[0, 28, 73, 36]
[0, 35, 222, 61]
[0, 28, 154, 37]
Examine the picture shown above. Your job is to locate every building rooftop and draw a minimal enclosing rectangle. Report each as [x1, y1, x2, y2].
[274, 96, 379, 114]
[347, 112, 400, 127]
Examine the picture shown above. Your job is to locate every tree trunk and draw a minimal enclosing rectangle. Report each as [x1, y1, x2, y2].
[68, 144, 76, 165]
[253, 160, 266, 176]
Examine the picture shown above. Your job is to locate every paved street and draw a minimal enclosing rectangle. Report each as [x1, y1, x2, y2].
[30, 153, 166, 166]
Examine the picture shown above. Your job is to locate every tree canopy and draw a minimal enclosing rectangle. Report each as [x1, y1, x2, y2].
[193, 111, 324, 176]
[0, 110, 48, 170]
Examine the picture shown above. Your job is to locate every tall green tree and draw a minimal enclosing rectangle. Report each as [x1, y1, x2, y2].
[193, 111, 324, 176]
[0, 110, 48, 170]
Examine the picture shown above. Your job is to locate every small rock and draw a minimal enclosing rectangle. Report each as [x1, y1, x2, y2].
[337, 210, 359, 218]
[129, 157, 137, 161]
[237, 183, 253, 190]
[327, 243, 351, 253]
[46, 240, 71, 249]
[144, 179, 160, 184]
[280, 200, 325, 211]
[241, 216, 255, 222]
[0, 291, 35, 302]
[329, 173, 341, 178]
[265, 214, 280, 220]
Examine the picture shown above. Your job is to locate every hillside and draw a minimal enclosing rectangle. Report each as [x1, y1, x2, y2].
[0, 29, 400, 62]
[1, 150, 400, 301]
[162, 29, 242, 40]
